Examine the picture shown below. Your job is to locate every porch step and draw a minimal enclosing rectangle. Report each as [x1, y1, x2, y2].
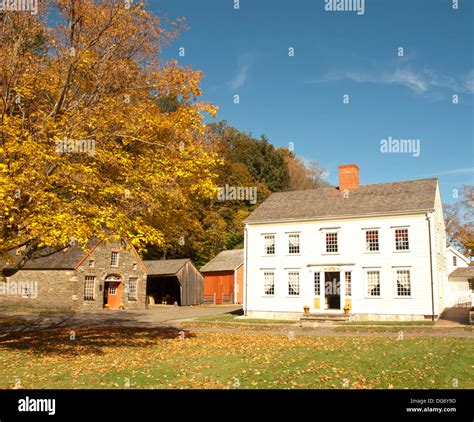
[300, 313, 350, 322]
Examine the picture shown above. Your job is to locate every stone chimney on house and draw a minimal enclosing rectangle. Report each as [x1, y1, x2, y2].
[338, 164, 360, 191]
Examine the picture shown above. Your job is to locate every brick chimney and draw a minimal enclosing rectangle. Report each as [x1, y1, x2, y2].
[338, 164, 360, 191]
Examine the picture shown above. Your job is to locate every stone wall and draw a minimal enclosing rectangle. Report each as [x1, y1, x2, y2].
[0, 269, 75, 311]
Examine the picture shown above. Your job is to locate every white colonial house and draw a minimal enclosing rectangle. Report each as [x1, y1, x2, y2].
[446, 246, 473, 306]
[243, 164, 449, 321]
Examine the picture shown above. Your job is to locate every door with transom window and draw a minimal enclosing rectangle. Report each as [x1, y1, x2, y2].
[104, 274, 123, 309]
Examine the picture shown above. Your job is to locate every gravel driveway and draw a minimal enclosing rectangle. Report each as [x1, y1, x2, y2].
[0, 304, 242, 331]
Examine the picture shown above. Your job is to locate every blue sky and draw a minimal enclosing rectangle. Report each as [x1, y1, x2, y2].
[152, 0, 473, 203]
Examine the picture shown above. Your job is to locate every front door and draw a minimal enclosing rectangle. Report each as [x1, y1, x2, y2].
[324, 272, 340, 310]
[104, 275, 123, 309]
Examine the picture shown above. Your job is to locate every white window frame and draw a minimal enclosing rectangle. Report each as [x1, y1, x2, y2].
[263, 271, 275, 296]
[263, 234, 276, 256]
[345, 271, 352, 297]
[288, 233, 300, 255]
[314, 272, 321, 296]
[287, 271, 300, 296]
[395, 269, 411, 298]
[325, 231, 339, 253]
[84, 276, 96, 301]
[366, 270, 381, 298]
[110, 251, 119, 267]
[365, 229, 380, 252]
[128, 277, 138, 301]
[394, 228, 410, 251]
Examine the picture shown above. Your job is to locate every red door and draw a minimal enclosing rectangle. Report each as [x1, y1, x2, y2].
[104, 275, 123, 309]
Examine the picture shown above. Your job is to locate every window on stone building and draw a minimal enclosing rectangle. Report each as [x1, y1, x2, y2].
[128, 277, 138, 301]
[111, 251, 119, 266]
[84, 276, 95, 300]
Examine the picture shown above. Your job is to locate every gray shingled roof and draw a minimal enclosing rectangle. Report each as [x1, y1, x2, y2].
[200, 249, 244, 272]
[144, 259, 190, 276]
[246, 179, 438, 223]
[2, 240, 96, 270]
[449, 267, 474, 278]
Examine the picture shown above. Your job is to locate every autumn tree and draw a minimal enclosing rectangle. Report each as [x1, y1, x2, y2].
[0, 0, 219, 269]
[278, 149, 328, 191]
[444, 185, 474, 257]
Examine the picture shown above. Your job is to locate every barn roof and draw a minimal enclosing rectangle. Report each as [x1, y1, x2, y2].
[245, 178, 438, 223]
[144, 259, 192, 276]
[200, 249, 244, 272]
[449, 267, 474, 278]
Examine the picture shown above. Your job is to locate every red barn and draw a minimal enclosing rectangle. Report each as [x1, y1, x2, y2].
[200, 249, 244, 304]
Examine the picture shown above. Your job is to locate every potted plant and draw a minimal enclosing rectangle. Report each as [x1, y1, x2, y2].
[303, 305, 310, 315]
[343, 304, 351, 315]
[119, 303, 125, 310]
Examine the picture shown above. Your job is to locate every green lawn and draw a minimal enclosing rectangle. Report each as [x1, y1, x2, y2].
[0, 326, 472, 389]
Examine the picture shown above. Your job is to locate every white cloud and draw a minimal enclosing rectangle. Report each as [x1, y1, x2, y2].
[230, 54, 254, 90]
[230, 63, 250, 90]
[463, 70, 474, 94]
[309, 67, 474, 95]
[421, 168, 474, 177]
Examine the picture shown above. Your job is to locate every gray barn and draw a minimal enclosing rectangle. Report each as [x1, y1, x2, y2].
[144, 259, 204, 306]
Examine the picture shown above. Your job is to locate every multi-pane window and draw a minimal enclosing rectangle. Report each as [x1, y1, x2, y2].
[345, 272, 352, 296]
[288, 272, 300, 296]
[395, 229, 409, 250]
[452, 256, 457, 267]
[367, 271, 380, 297]
[264, 272, 275, 296]
[109, 284, 118, 295]
[365, 230, 379, 252]
[326, 232, 338, 253]
[314, 272, 321, 296]
[128, 277, 138, 301]
[396, 270, 411, 297]
[84, 276, 95, 300]
[288, 234, 300, 254]
[264, 235, 275, 255]
[110, 251, 119, 266]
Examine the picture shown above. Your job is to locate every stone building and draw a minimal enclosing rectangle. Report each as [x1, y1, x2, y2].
[0, 239, 147, 311]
